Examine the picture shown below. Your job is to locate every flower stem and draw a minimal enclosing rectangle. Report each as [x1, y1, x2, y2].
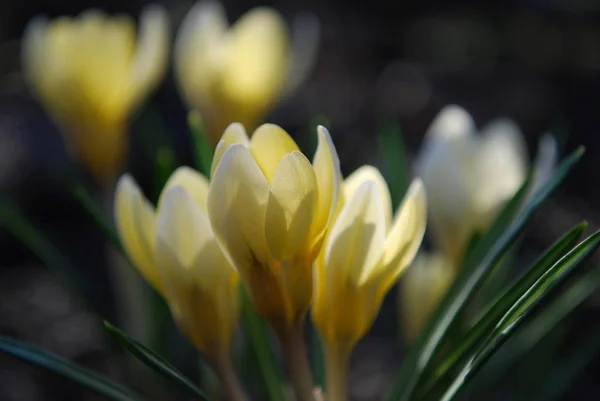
[211, 350, 249, 401]
[324, 341, 351, 401]
[273, 319, 316, 401]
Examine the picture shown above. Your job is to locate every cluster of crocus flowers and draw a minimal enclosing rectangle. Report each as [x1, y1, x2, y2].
[174, 1, 319, 142]
[114, 122, 427, 401]
[22, 6, 169, 184]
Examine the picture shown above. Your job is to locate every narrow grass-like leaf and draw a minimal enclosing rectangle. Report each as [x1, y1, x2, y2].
[0, 198, 107, 315]
[240, 287, 287, 401]
[378, 120, 409, 208]
[530, 323, 600, 401]
[311, 325, 325, 389]
[71, 185, 124, 253]
[104, 322, 209, 401]
[0, 337, 144, 401]
[471, 264, 600, 395]
[439, 229, 600, 401]
[188, 111, 214, 177]
[155, 146, 177, 193]
[385, 147, 584, 401]
[423, 222, 586, 393]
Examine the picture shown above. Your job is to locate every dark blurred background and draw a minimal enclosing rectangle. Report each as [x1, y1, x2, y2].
[0, 0, 599, 400]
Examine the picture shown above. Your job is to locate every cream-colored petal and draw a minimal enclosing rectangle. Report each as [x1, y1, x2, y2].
[265, 151, 318, 260]
[380, 179, 427, 287]
[158, 166, 209, 212]
[219, 7, 289, 108]
[343, 165, 392, 229]
[208, 144, 271, 271]
[114, 174, 163, 294]
[310, 125, 342, 239]
[400, 252, 455, 343]
[128, 4, 170, 109]
[249, 124, 300, 182]
[174, 0, 228, 110]
[474, 118, 528, 229]
[281, 12, 320, 98]
[423, 104, 475, 142]
[325, 181, 387, 287]
[210, 122, 250, 177]
[156, 185, 213, 268]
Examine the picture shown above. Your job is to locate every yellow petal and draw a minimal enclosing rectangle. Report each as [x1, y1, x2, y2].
[156, 185, 214, 268]
[249, 123, 300, 183]
[400, 252, 455, 343]
[208, 144, 271, 271]
[155, 189, 240, 354]
[343, 165, 392, 229]
[265, 151, 318, 260]
[158, 166, 209, 212]
[325, 180, 386, 287]
[379, 179, 427, 290]
[210, 122, 250, 177]
[114, 174, 163, 294]
[310, 125, 342, 242]
[128, 4, 170, 109]
[220, 7, 289, 108]
[174, 1, 228, 110]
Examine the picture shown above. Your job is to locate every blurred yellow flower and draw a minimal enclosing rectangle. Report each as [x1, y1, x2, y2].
[207, 123, 340, 327]
[174, 1, 319, 142]
[399, 252, 455, 344]
[311, 166, 426, 400]
[23, 6, 170, 184]
[416, 105, 528, 266]
[114, 167, 240, 360]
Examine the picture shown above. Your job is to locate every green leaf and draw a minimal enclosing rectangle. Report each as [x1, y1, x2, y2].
[104, 322, 209, 401]
[378, 120, 409, 208]
[422, 222, 586, 394]
[0, 197, 107, 316]
[471, 261, 600, 395]
[155, 146, 177, 193]
[0, 337, 144, 401]
[311, 324, 325, 389]
[385, 147, 584, 401]
[71, 184, 124, 253]
[439, 229, 600, 401]
[240, 286, 287, 401]
[188, 111, 214, 177]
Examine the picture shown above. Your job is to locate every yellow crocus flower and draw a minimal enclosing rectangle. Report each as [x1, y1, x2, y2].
[114, 167, 240, 367]
[174, 1, 319, 142]
[207, 122, 340, 326]
[22, 6, 169, 184]
[416, 105, 528, 266]
[311, 166, 426, 401]
[399, 252, 455, 344]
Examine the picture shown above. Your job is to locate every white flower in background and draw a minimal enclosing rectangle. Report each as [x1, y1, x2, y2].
[416, 105, 530, 266]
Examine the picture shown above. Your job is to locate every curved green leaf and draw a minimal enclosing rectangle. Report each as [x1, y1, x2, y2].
[385, 147, 584, 401]
[104, 322, 209, 401]
[422, 222, 586, 394]
[188, 111, 214, 177]
[0, 337, 144, 401]
[439, 229, 600, 401]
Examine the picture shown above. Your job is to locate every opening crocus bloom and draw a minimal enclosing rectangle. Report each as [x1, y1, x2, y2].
[312, 166, 427, 347]
[174, 1, 320, 142]
[22, 6, 169, 184]
[399, 252, 455, 344]
[416, 105, 528, 266]
[114, 167, 239, 359]
[207, 123, 341, 326]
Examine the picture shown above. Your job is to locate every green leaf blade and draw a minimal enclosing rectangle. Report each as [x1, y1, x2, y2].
[104, 322, 209, 401]
[0, 337, 144, 401]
